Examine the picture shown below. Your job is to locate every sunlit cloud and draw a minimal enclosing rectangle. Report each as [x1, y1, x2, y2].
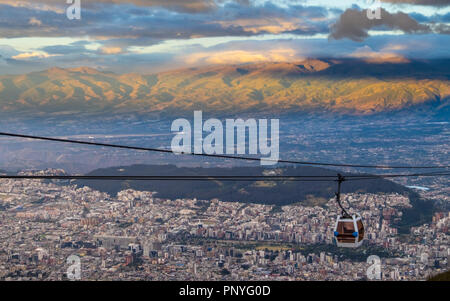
[185, 48, 301, 65]
[99, 46, 124, 55]
[348, 45, 410, 63]
[214, 18, 314, 34]
[11, 51, 54, 60]
[28, 17, 42, 26]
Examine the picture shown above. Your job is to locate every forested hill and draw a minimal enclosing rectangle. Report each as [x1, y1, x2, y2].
[76, 164, 415, 206]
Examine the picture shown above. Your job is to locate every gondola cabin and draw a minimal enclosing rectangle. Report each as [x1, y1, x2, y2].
[333, 213, 364, 248]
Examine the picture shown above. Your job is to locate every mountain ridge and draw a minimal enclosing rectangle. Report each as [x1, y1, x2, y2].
[1, 58, 449, 117]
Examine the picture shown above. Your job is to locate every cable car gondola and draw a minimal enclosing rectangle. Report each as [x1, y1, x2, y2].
[332, 174, 365, 248]
[334, 213, 364, 248]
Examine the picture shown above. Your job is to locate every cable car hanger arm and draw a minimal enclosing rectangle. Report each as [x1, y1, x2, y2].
[336, 174, 351, 218]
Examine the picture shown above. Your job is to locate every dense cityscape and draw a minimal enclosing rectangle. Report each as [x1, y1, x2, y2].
[0, 169, 448, 281]
[0, 0, 448, 290]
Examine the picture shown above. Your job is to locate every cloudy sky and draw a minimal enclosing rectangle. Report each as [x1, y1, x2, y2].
[0, 0, 449, 74]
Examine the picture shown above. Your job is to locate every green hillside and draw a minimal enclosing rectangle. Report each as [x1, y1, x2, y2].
[76, 164, 415, 205]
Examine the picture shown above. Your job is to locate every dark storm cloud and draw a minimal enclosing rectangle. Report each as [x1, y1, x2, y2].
[329, 8, 431, 41]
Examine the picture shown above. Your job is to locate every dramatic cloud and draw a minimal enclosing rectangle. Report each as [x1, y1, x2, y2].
[215, 18, 305, 34]
[349, 45, 410, 63]
[28, 17, 42, 26]
[99, 46, 124, 55]
[0, 2, 330, 40]
[11, 51, 54, 60]
[0, 0, 220, 13]
[329, 8, 430, 41]
[0, 0, 448, 74]
[2, 33, 450, 75]
[185, 48, 301, 65]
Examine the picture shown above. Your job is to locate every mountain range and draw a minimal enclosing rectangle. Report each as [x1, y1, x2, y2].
[1, 58, 449, 117]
